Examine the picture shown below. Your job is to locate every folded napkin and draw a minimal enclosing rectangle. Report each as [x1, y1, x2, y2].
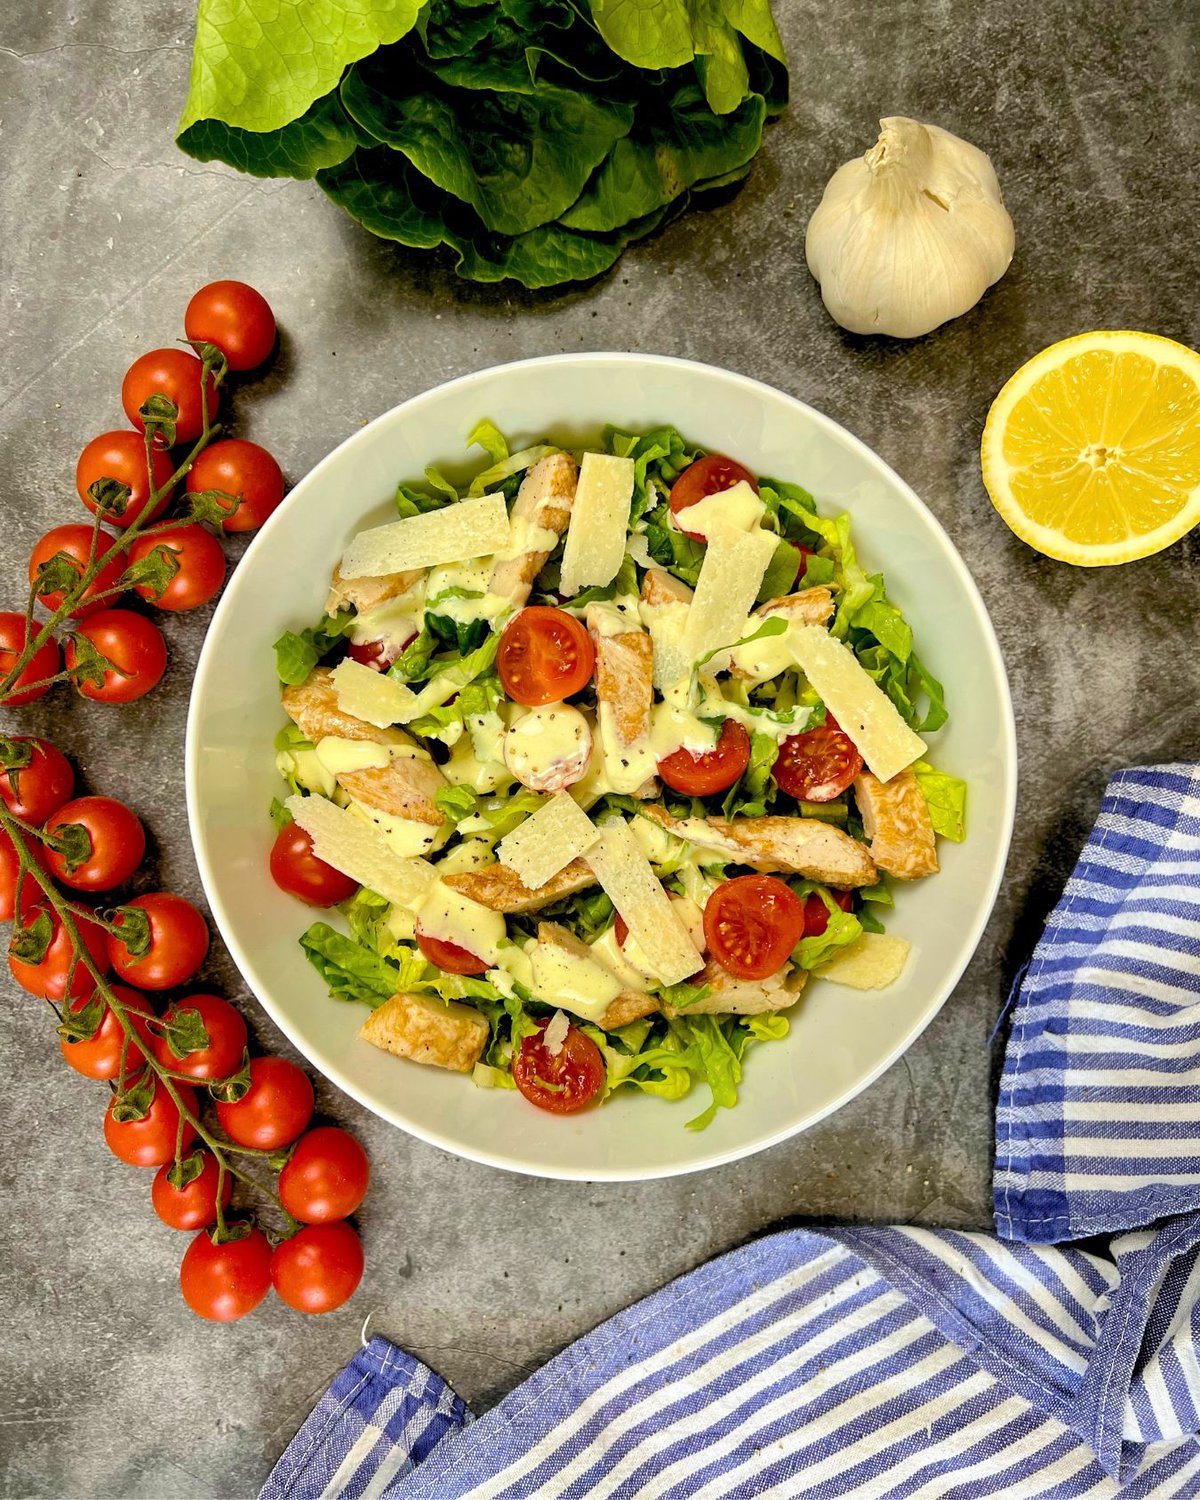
[264, 764, 1200, 1500]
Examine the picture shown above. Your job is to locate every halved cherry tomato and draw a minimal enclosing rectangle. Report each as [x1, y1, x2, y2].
[60, 984, 156, 1080]
[270, 823, 359, 907]
[658, 719, 751, 797]
[772, 714, 863, 802]
[108, 892, 209, 990]
[65, 609, 167, 704]
[703, 874, 806, 981]
[0, 829, 50, 921]
[186, 439, 285, 533]
[184, 281, 277, 372]
[803, 889, 854, 939]
[44, 795, 145, 892]
[150, 993, 247, 1081]
[0, 612, 61, 705]
[76, 431, 175, 529]
[347, 637, 412, 673]
[180, 1225, 272, 1322]
[104, 1079, 198, 1168]
[128, 525, 226, 612]
[271, 1222, 364, 1315]
[152, 1150, 232, 1231]
[668, 454, 759, 543]
[29, 525, 127, 618]
[216, 1056, 313, 1149]
[497, 607, 595, 707]
[9, 902, 109, 1002]
[0, 738, 74, 824]
[121, 348, 218, 446]
[415, 931, 489, 976]
[512, 1017, 605, 1115]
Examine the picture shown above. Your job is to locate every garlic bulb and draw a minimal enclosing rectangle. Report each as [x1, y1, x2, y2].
[805, 117, 1015, 339]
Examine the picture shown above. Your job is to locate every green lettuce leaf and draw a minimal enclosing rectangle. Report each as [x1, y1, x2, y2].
[721, 729, 777, 818]
[912, 761, 968, 842]
[178, 90, 365, 179]
[273, 609, 354, 686]
[299, 922, 407, 1006]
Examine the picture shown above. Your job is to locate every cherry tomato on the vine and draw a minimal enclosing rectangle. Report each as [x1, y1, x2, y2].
[703, 874, 806, 982]
[279, 1127, 370, 1225]
[271, 1223, 363, 1315]
[414, 930, 489, 976]
[186, 439, 284, 533]
[512, 1017, 605, 1115]
[0, 738, 74, 825]
[108, 892, 209, 990]
[269, 823, 358, 908]
[497, 606, 595, 707]
[28, 525, 127, 619]
[802, 889, 855, 939]
[122, 348, 218, 447]
[771, 714, 863, 803]
[0, 612, 61, 706]
[668, 454, 759, 543]
[76, 431, 174, 529]
[152, 1151, 232, 1231]
[151, 993, 247, 1081]
[0, 829, 50, 922]
[128, 525, 226, 613]
[657, 719, 751, 797]
[185, 281, 277, 372]
[65, 609, 167, 704]
[44, 795, 145, 892]
[180, 1225, 272, 1322]
[9, 902, 109, 1002]
[216, 1056, 313, 1149]
[103, 1079, 198, 1168]
[60, 984, 156, 1081]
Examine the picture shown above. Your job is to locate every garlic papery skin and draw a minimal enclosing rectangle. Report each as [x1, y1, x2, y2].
[805, 117, 1015, 339]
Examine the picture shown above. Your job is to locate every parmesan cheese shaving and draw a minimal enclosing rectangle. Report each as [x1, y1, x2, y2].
[285, 794, 436, 908]
[330, 658, 420, 729]
[496, 791, 600, 889]
[585, 819, 702, 986]
[339, 493, 511, 579]
[543, 1009, 570, 1057]
[679, 527, 779, 670]
[815, 932, 912, 989]
[559, 452, 635, 596]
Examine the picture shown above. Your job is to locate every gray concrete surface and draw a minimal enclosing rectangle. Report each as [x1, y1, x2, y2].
[0, 0, 1197, 1494]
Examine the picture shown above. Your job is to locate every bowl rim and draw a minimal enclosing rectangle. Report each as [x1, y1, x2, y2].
[186, 351, 1017, 1181]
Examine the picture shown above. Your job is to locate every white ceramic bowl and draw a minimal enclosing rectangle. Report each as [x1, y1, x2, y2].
[186, 354, 1016, 1181]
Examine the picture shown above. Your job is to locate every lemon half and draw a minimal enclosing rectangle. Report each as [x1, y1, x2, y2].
[981, 330, 1200, 566]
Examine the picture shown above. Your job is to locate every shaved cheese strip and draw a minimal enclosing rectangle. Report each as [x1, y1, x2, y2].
[585, 819, 701, 986]
[497, 791, 600, 889]
[330, 658, 419, 729]
[339, 493, 510, 579]
[679, 526, 779, 669]
[285, 795, 435, 908]
[790, 625, 927, 781]
[815, 932, 911, 989]
[559, 452, 635, 596]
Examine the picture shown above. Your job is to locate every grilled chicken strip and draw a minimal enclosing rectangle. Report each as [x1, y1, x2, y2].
[442, 857, 596, 914]
[639, 568, 694, 608]
[488, 451, 578, 609]
[641, 806, 877, 888]
[854, 770, 939, 879]
[282, 666, 446, 826]
[729, 586, 835, 681]
[588, 609, 656, 799]
[661, 961, 808, 1018]
[325, 562, 423, 617]
[360, 992, 488, 1073]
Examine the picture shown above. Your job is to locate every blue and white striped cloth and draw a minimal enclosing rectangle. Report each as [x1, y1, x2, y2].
[263, 764, 1200, 1499]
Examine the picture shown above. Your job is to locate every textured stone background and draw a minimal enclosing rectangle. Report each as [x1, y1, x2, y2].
[0, 0, 1197, 1494]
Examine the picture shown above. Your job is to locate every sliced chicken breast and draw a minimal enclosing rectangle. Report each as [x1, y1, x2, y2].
[854, 769, 939, 879]
[641, 806, 877, 888]
[488, 451, 578, 609]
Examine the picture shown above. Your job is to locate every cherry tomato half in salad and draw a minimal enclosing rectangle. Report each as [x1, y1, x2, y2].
[29, 525, 127, 619]
[65, 609, 167, 704]
[803, 890, 854, 939]
[270, 823, 359, 908]
[415, 930, 490, 976]
[180, 1225, 272, 1322]
[60, 985, 156, 1081]
[668, 454, 759, 543]
[657, 719, 751, 797]
[44, 795, 146, 892]
[497, 606, 595, 707]
[184, 280, 277, 372]
[122, 348, 218, 446]
[347, 636, 412, 673]
[271, 1222, 364, 1315]
[512, 1017, 605, 1115]
[0, 612, 61, 706]
[76, 430, 175, 529]
[771, 714, 863, 803]
[0, 737, 74, 825]
[703, 874, 806, 982]
[152, 1150, 232, 1231]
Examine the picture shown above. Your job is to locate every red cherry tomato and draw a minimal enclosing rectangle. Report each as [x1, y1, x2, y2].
[271, 1223, 364, 1315]
[60, 984, 156, 1081]
[9, 902, 109, 1002]
[415, 930, 489, 976]
[76, 431, 175, 529]
[269, 823, 359, 907]
[121, 348, 218, 446]
[28, 525, 127, 619]
[108, 892, 209, 990]
[186, 439, 285, 533]
[279, 1127, 370, 1225]
[151, 993, 247, 1081]
[44, 795, 145, 892]
[657, 719, 751, 797]
[497, 606, 595, 707]
[772, 714, 863, 802]
[668, 454, 759, 543]
[152, 1151, 232, 1231]
[216, 1056, 314, 1150]
[0, 828, 50, 921]
[0, 738, 74, 824]
[347, 637, 411, 673]
[0, 612, 61, 706]
[104, 1079, 198, 1168]
[65, 609, 167, 704]
[512, 1017, 605, 1115]
[180, 1225, 272, 1322]
[128, 525, 226, 612]
[185, 281, 277, 372]
[803, 889, 855, 939]
[703, 874, 806, 981]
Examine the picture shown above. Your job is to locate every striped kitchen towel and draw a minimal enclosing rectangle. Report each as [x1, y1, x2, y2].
[262, 764, 1200, 1498]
